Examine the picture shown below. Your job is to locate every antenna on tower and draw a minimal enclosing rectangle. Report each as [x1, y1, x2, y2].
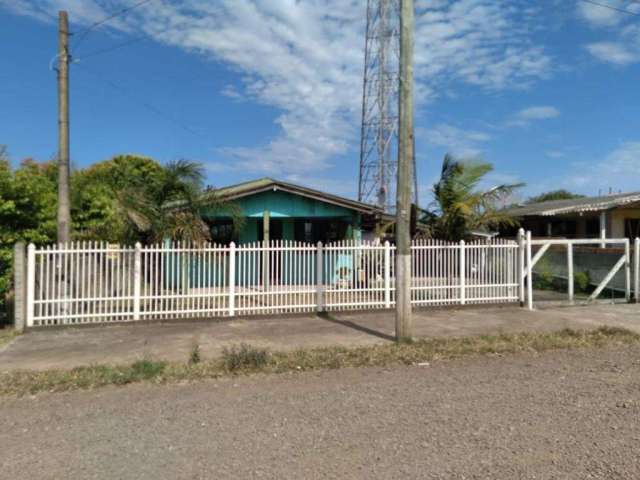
[358, 0, 417, 212]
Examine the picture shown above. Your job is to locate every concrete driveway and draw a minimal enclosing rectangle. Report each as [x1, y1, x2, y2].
[1, 302, 639, 371]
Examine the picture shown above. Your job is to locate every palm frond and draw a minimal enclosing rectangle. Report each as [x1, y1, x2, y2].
[428, 153, 524, 240]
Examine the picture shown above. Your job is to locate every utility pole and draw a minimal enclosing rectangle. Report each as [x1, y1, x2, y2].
[57, 10, 71, 243]
[395, 0, 414, 341]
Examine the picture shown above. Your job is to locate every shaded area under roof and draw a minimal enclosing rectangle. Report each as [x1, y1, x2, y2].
[505, 191, 640, 217]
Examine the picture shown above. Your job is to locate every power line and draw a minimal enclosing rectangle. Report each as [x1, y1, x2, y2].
[578, 0, 640, 17]
[75, 34, 148, 60]
[74, 22, 177, 61]
[71, 0, 156, 52]
[75, 62, 212, 143]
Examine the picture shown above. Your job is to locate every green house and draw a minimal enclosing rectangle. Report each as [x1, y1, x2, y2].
[201, 178, 381, 245]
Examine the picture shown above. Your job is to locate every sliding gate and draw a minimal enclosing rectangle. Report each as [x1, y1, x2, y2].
[521, 231, 639, 309]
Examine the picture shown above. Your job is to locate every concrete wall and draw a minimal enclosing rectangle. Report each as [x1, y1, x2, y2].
[610, 208, 640, 238]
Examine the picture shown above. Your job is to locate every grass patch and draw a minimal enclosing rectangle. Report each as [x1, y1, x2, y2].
[222, 344, 269, 372]
[0, 328, 19, 349]
[1, 327, 639, 397]
[188, 340, 201, 366]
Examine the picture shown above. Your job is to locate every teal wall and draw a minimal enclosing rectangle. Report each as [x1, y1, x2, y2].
[203, 189, 362, 244]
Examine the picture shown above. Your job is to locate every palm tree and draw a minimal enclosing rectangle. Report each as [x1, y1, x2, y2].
[425, 154, 523, 241]
[116, 159, 243, 244]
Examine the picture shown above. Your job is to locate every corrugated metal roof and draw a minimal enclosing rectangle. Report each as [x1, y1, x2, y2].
[209, 177, 382, 215]
[505, 191, 640, 217]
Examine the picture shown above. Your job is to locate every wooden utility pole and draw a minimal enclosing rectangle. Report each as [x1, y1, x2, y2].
[395, 0, 414, 341]
[57, 11, 71, 243]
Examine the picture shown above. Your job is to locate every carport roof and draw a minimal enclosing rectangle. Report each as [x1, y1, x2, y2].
[505, 192, 640, 217]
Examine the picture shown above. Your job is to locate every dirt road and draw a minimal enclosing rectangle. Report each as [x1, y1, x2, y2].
[2, 345, 640, 479]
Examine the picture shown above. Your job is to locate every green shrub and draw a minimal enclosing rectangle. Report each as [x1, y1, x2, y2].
[574, 271, 590, 293]
[533, 258, 555, 290]
[129, 359, 166, 380]
[222, 344, 269, 372]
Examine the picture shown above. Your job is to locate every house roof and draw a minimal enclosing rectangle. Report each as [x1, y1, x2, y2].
[505, 191, 640, 217]
[207, 178, 382, 215]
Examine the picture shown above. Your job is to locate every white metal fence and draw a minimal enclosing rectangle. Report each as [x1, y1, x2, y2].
[25, 238, 521, 327]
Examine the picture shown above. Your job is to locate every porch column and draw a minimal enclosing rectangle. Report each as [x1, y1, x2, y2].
[546, 222, 552, 237]
[600, 211, 607, 248]
[263, 210, 270, 287]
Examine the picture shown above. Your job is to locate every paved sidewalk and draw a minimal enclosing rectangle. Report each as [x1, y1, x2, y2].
[1, 302, 639, 371]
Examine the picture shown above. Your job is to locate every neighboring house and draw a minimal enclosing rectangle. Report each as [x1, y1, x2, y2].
[505, 191, 640, 243]
[201, 178, 382, 244]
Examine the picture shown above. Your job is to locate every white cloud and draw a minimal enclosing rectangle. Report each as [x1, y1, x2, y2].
[4, 0, 553, 177]
[418, 123, 491, 157]
[546, 150, 565, 159]
[507, 105, 560, 127]
[563, 141, 640, 193]
[586, 41, 638, 65]
[220, 84, 244, 101]
[577, 1, 626, 27]
[517, 106, 560, 120]
[579, 2, 640, 65]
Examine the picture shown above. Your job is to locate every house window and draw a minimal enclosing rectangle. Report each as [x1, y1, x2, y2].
[294, 220, 315, 243]
[293, 220, 318, 243]
[294, 219, 349, 243]
[210, 220, 235, 245]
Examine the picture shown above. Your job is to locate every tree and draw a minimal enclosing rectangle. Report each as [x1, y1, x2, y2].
[526, 189, 584, 204]
[71, 155, 164, 243]
[0, 153, 58, 321]
[425, 154, 523, 241]
[78, 156, 243, 244]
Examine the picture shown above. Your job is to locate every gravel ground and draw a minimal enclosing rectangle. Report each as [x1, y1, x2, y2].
[2, 345, 640, 479]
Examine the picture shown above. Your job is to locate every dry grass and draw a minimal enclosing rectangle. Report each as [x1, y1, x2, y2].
[1, 326, 638, 397]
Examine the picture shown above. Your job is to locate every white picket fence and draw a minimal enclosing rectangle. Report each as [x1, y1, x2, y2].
[25, 238, 521, 327]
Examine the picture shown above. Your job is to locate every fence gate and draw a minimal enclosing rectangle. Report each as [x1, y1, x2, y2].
[521, 230, 638, 309]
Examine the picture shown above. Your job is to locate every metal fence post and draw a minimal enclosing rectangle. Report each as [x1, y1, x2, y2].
[26, 243, 35, 328]
[133, 242, 141, 320]
[229, 242, 236, 316]
[316, 241, 324, 312]
[625, 239, 631, 302]
[635, 237, 639, 303]
[459, 239, 466, 305]
[526, 231, 533, 310]
[384, 241, 391, 308]
[567, 243, 574, 304]
[517, 228, 525, 306]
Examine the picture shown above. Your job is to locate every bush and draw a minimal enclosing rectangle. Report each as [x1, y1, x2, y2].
[533, 258, 555, 290]
[222, 344, 269, 372]
[574, 271, 590, 293]
[130, 359, 167, 380]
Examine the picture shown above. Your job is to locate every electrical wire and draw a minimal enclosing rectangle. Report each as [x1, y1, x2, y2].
[74, 22, 177, 61]
[71, 0, 156, 51]
[75, 62, 211, 143]
[578, 0, 640, 16]
[74, 35, 148, 60]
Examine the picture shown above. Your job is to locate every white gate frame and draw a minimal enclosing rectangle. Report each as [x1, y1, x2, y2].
[635, 237, 639, 303]
[521, 229, 633, 310]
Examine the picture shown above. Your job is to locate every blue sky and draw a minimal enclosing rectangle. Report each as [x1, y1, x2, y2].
[2, 0, 640, 207]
